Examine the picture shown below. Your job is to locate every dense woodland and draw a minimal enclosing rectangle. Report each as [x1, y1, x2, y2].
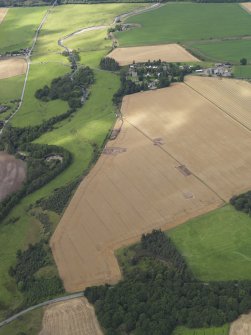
[85, 230, 251, 335]
[230, 191, 251, 214]
[100, 57, 120, 71]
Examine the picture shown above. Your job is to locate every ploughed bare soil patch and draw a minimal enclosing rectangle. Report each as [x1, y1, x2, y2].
[107, 44, 200, 65]
[39, 298, 103, 335]
[230, 312, 251, 335]
[0, 57, 27, 79]
[0, 151, 26, 202]
[0, 8, 8, 24]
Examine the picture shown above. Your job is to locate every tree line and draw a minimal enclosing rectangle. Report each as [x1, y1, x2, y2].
[85, 230, 251, 335]
[230, 191, 251, 215]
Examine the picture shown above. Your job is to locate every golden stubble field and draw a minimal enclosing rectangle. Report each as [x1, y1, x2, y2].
[241, 2, 251, 13]
[0, 57, 27, 79]
[107, 44, 200, 65]
[230, 312, 251, 335]
[0, 8, 8, 24]
[39, 298, 103, 335]
[51, 76, 251, 292]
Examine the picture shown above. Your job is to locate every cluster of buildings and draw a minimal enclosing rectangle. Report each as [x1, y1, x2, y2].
[195, 63, 232, 77]
[1, 48, 30, 57]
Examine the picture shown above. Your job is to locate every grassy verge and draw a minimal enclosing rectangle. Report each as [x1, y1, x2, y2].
[169, 205, 251, 282]
[172, 325, 229, 335]
[0, 308, 43, 335]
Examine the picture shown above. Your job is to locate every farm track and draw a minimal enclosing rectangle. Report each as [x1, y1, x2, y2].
[0, 1, 57, 134]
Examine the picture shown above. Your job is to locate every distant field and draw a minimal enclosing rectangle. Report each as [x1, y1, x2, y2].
[33, 3, 145, 62]
[40, 298, 103, 335]
[188, 39, 251, 63]
[169, 205, 251, 281]
[0, 58, 27, 79]
[173, 325, 229, 335]
[11, 63, 69, 127]
[234, 65, 251, 78]
[116, 3, 251, 46]
[0, 7, 46, 53]
[0, 74, 24, 102]
[107, 44, 199, 65]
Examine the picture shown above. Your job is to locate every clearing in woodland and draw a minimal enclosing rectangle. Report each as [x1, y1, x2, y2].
[39, 298, 103, 335]
[107, 44, 200, 65]
[0, 58, 27, 79]
[52, 76, 251, 292]
[0, 8, 8, 24]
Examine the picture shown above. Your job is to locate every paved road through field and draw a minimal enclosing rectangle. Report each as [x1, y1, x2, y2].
[0, 292, 84, 328]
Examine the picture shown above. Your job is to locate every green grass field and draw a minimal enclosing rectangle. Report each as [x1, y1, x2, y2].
[0, 74, 25, 121]
[169, 205, 251, 282]
[116, 3, 251, 47]
[188, 39, 251, 64]
[11, 63, 69, 127]
[0, 7, 47, 53]
[234, 65, 251, 78]
[172, 325, 229, 335]
[33, 3, 145, 62]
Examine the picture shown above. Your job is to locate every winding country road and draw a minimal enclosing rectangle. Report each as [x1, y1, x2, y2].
[0, 292, 84, 328]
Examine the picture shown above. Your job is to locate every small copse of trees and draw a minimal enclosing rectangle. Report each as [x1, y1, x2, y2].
[100, 57, 120, 71]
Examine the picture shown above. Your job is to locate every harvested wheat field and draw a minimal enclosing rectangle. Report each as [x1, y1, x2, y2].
[0, 8, 8, 24]
[39, 298, 103, 335]
[230, 312, 251, 335]
[52, 77, 251, 292]
[241, 2, 251, 14]
[0, 57, 27, 79]
[0, 151, 26, 202]
[107, 44, 199, 65]
[185, 76, 251, 130]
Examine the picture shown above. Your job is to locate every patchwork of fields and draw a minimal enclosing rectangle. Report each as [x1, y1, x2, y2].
[1, 2, 251, 333]
[52, 76, 251, 291]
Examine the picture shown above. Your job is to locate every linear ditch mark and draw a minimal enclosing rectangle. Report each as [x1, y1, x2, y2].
[184, 80, 251, 134]
[124, 118, 226, 203]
